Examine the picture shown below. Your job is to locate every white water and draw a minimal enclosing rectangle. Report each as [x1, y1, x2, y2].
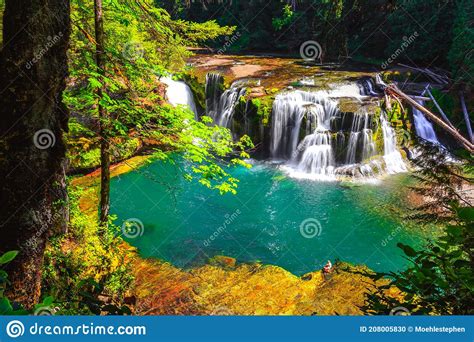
[202, 74, 407, 181]
[380, 112, 407, 174]
[412, 100, 439, 144]
[205, 73, 246, 128]
[270, 86, 407, 181]
[162, 77, 198, 118]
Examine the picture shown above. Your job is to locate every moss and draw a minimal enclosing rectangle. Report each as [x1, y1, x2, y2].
[251, 96, 273, 126]
[178, 73, 206, 111]
[373, 124, 385, 153]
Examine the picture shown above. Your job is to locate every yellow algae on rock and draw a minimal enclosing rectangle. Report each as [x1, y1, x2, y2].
[133, 258, 385, 316]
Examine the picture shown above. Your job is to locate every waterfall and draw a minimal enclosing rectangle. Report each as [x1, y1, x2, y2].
[358, 78, 380, 96]
[380, 112, 407, 174]
[269, 86, 408, 180]
[271, 90, 383, 180]
[270, 91, 339, 160]
[345, 112, 374, 164]
[162, 76, 198, 119]
[412, 100, 439, 144]
[205, 73, 246, 128]
[205, 73, 224, 118]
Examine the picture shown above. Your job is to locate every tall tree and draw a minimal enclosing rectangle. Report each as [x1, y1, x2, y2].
[0, 0, 70, 307]
[93, 0, 110, 226]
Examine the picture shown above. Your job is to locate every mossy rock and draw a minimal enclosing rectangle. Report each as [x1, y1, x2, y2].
[208, 255, 237, 269]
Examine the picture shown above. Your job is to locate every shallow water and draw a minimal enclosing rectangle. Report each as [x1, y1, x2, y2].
[110, 158, 426, 275]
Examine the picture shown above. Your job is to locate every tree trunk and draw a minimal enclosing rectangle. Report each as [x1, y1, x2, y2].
[94, 0, 110, 226]
[386, 85, 474, 153]
[0, 0, 70, 308]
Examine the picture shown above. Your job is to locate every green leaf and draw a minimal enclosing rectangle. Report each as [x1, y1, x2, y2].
[0, 251, 18, 265]
[0, 297, 13, 314]
[397, 243, 417, 257]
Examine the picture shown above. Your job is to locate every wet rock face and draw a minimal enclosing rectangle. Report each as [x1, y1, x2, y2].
[133, 258, 396, 315]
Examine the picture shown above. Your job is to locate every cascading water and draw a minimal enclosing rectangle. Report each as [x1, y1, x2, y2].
[380, 111, 407, 174]
[412, 100, 439, 144]
[270, 90, 383, 180]
[203, 72, 407, 181]
[161, 76, 198, 119]
[205, 73, 246, 128]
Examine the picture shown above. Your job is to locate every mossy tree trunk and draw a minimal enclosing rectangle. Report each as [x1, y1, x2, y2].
[94, 0, 110, 226]
[0, 0, 70, 308]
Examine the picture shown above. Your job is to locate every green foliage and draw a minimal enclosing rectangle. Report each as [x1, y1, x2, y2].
[0, 251, 28, 315]
[272, 4, 295, 31]
[165, 0, 472, 86]
[64, 0, 248, 194]
[362, 146, 474, 315]
[448, 0, 474, 87]
[43, 185, 134, 315]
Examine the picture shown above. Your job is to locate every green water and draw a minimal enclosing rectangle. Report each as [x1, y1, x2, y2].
[110, 159, 425, 275]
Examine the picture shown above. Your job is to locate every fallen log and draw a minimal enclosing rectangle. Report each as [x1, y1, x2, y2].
[386, 85, 474, 153]
[460, 92, 473, 143]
